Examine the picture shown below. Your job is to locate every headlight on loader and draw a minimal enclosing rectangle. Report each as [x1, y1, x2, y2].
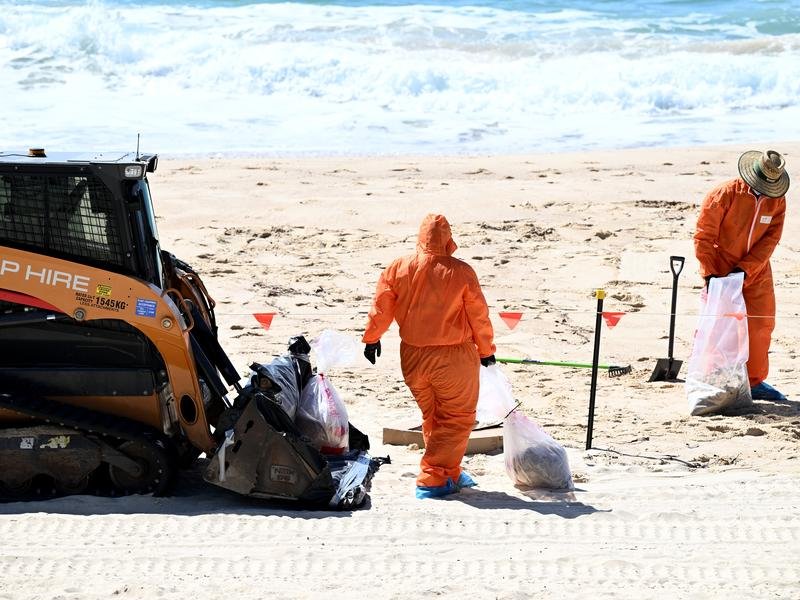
[124, 165, 143, 178]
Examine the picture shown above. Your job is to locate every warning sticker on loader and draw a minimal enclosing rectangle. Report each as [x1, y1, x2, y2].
[40, 436, 71, 449]
[270, 465, 298, 484]
[135, 299, 157, 317]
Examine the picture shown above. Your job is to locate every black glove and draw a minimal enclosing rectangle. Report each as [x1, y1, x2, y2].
[728, 266, 746, 279]
[480, 354, 496, 367]
[364, 341, 381, 365]
[703, 274, 721, 287]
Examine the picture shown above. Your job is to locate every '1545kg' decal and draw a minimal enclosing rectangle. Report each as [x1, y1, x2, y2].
[75, 291, 128, 312]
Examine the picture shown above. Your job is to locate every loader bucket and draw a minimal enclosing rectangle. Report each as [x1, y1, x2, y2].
[205, 396, 330, 501]
[204, 395, 379, 508]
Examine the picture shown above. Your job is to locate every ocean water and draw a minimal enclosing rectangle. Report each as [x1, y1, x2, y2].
[1, 0, 799, 156]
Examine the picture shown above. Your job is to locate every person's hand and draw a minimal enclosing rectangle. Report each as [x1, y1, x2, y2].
[364, 341, 381, 364]
[728, 266, 746, 279]
[480, 354, 496, 367]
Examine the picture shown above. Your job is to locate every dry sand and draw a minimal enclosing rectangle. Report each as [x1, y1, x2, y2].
[2, 144, 800, 599]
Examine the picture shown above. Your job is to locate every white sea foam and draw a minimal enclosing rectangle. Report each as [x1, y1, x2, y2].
[1, 1, 799, 155]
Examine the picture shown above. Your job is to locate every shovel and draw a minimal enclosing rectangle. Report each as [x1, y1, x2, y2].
[649, 255, 684, 382]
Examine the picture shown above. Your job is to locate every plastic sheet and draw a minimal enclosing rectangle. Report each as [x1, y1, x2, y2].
[476, 364, 517, 423]
[216, 429, 235, 483]
[255, 355, 303, 420]
[311, 329, 360, 373]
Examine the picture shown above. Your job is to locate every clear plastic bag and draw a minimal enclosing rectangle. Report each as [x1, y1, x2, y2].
[685, 273, 752, 416]
[476, 364, 517, 423]
[311, 329, 360, 373]
[296, 373, 349, 454]
[503, 411, 574, 490]
[251, 355, 302, 420]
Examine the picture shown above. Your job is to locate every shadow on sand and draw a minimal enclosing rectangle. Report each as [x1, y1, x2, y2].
[725, 397, 800, 418]
[0, 461, 367, 518]
[446, 486, 607, 518]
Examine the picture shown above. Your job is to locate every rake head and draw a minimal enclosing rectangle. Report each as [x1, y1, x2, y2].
[608, 364, 632, 378]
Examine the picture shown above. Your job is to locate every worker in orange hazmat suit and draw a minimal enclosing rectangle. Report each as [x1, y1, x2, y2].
[694, 150, 790, 401]
[362, 214, 496, 499]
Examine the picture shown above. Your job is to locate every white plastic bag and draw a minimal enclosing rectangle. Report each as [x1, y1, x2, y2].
[503, 411, 574, 490]
[476, 364, 517, 423]
[685, 273, 752, 416]
[296, 373, 349, 454]
[311, 329, 361, 373]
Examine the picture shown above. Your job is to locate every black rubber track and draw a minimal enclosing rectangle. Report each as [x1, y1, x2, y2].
[0, 392, 175, 499]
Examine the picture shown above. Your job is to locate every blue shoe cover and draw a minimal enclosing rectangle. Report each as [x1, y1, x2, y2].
[456, 472, 477, 489]
[750, 382, 787, 401]
[415, 479, 459, 499]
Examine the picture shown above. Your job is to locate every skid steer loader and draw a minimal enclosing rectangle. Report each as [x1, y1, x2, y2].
[0, 149, 380, 508]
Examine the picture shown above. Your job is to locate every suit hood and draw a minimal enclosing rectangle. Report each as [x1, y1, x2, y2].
[416, 213, 457, 256]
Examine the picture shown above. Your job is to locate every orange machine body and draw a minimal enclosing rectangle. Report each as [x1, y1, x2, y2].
[0, 245, 216, 451]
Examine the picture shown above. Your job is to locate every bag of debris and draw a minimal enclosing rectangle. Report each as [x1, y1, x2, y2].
[685, 273, 752, 416]
[247, 337, 313, 421]
[476, 364, 517, 424]
[296, 373, 350, 454]
[249, 356, 301, 420]
[503, 411, 574, 490]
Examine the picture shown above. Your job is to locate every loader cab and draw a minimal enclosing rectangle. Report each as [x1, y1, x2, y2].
[0, 149, 239, 427]
[0, 150, 163, 287]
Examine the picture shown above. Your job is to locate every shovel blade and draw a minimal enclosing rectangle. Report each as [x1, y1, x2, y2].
[648, 358, 683, 382]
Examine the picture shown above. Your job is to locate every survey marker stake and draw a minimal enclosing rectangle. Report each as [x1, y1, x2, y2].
[586, 289, 605, 451]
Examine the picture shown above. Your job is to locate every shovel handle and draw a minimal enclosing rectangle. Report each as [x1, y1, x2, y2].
[667, 256, 684, 360]
[669, 256, 686, 279]
[670, 255, 685, 279]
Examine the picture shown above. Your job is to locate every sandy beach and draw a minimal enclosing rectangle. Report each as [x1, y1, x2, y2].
[1, 143, 799, 599]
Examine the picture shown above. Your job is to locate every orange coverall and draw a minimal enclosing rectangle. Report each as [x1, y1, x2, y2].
[363, 214, 495, 488]
[694, 178, 786, 387]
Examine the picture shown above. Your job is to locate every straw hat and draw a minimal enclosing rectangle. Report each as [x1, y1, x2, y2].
[738, 149, 790, 198]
